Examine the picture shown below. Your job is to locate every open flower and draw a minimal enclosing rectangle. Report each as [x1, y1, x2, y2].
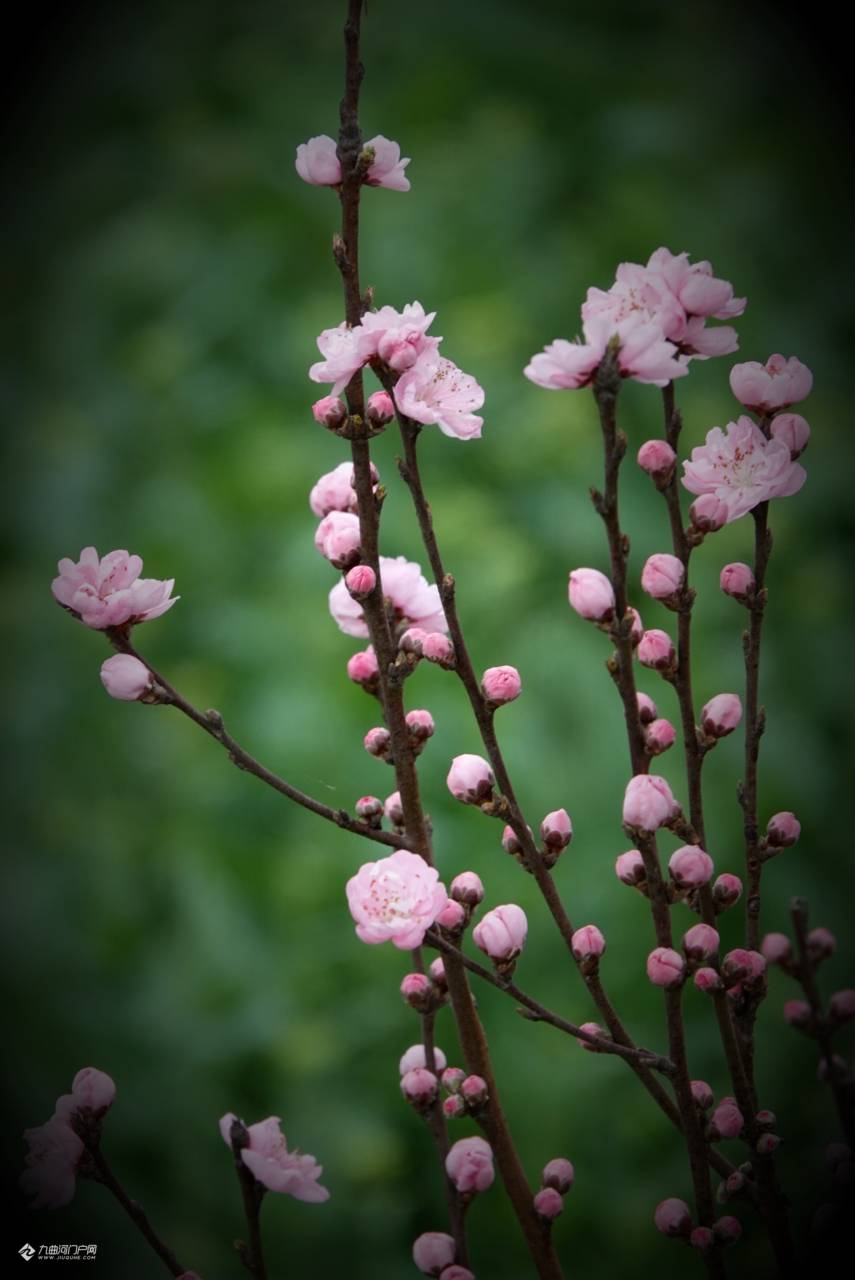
[363, 135, 411, 191]
[219, 1114, 329, 1201]
[394, 348, 485, 440]
[329, 554, 446, 638]
[295, 133, 411, 192]
[52, 548, 177, 630]
[681, 416, 806, 522]
[525, 311, 687, 391]
[346, 849, 448, 949]
[20, 1067, 116, 1210]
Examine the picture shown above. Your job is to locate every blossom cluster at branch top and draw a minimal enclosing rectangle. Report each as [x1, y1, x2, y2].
[524, 246, 744, 391]
[296, 134, 411, 192]
[219, 1113, 329, 1201]
[52, 547, 177, 630]
[681, 413, 806, 522]
[20, 1068, 116, 1209]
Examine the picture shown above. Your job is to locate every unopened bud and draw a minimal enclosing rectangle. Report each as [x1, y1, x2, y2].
[829, 989, 855, 1025]
[436, 899, 466, 933]
[690, 1226, 715, 1254]
[713, 1216, 742, 1246]
[647, 947, 685, 988]
[442, 1094, 466, 1120]
[683, 923, 720, 961]
[766, 811, 800, 848]
[783, 999, 812, 1030]
[450, 871, 484, 907]
[761, 932, 792, 967]
[399, 627, 427, 655]
[637, 438, 676, 483]
[401, 1068, 438, 1109]
[311, 394, 347, 429]
[694, 967, 724, 994]
[654, 1198, 692, 1239]
[481, 664, 522, 707]
[534, 1187, 564, 1220]
[447, 754, 494, 805]
[646, 717, 676, 755]
[540, 809, 573, 852]
[406, 708, 435, 746]
[713, 873, 743, 910]
[347, 646, 379, 689]
[460, 1075, 488, 1109]
[689, 494, 728, 533]
[441, 1067, 466, 1095]
[345, 564, 376, 600]
[638, 628, 676, 671]
[720, 562, 755, 603]
[364, 726, 392, 760]
[807, 927, 837, 964]
[542, 1158, 575, 1194]
[669, 845, 714, 889]
[422, 633, 455, 667]
[636, 691, 658, 724]
[355, 794, 384, 826]
[691, 1080, 714, 1110]
[701, 693, 742, 739]
[615, 849, 646, 886]
[366, 390, 394, 426]
[400, 973, 435, 1012]
[568, 567, 615, 622]
[384, 791, 404, 827]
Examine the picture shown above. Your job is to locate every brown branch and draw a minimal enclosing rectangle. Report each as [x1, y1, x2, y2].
[739, 501, 772, 951]
[84, 1142, 186, 1276]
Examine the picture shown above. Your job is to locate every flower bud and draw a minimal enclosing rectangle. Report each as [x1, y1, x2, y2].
[436, 900, 466, 932]
[690, 1226, 715, 1254]
[441, 1067, 466, 1094]
[783, 999, 812, 1030]
[647, 947, 685, 988]
[481, 665, 522, 707]
[578, 1022, 606, 1052]
[691, 1080, 714, 1110]
[755, 1109, 777, 1130]
[345, 564, 376, 600]
[312, 394, 347, 429]
[401, 1067, 438, 1108]
[400, 973, 434, 1011]
[447, 754, 494, 804]
[366, 390, 394, 426]
[654, 1197, 692, 1238]
[829, 989, 855, 1025]
[315, 510, 362, 569]
[636, 691, 658, 724]
[766, 811, 800, 848]
[701, 693, 742, 739]
[540, 809, 573, 852]
[384, 791, 404, 827]
[473, 904, 527, 962]
[443, 1094, 466, 1119]
[534, 1187, 564, 1220]
[683, 923, 720, 961]
[689, 494, 728, 533]
[364, 726, 392, 760]
[694, 967, 724, 993]
[439, 1267, 475, 1280]
[542, 1157, 575, 1194]
[756, 1133, 781, 1156]
[450, 871, 484, 907]
[422, 633, 455, 667]
[615, 849, 646, 886]
[720, 562, 755, 603]
[399, 627, 427, 655]
[445, 1136, 495, 1194]
[355, 795, 384, 826]
[623, 774, 680, 832]
[100, 654, 153, 702]
[760, 932, 792, 966]
[807, 927, 837, 963]
[412, 1232, 456, 1277]
[669, 845, 714, 889]
[709, 1099, 744, 1141]
[770, 412, 810, 459]
[724, 1172, 746, 1198]
[713, 1216, 742, 1246]
[428, 958, 446, 989]
[712, 873, 743, 910]
[502, 823, 532, 856]
[460, 1075, 488, 1109]
[645, 717, 676, 755]
[641, 553, 685, 603]
[399, 1045, 447, 1076]
[637, 438, 676, 483]
[571, 924, 606, 962]
[406, 708, 435, 744]
[568, 568, 615, 622]
[637, 629, 676, 671]
[722, 948, 766, 985]
[347, 646, 379, 687]
[628, 607, 644, 646]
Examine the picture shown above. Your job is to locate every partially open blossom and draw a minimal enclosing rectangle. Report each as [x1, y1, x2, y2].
[309, 322, 365, 396]
[309, 461, 364, 517]
[219, 1114, 329, 1201]
[637, 629, 676, 671]
[394, 348, 484, 440]
[447, 754, 494, 805]
[412, 1232, 456, 1277]
[623, 774, 679, 831]
[315, 511, 362, 569]
[366, 390, 395, 426]
[701, 693, 742, 739]
[669, 845, 714, 889]
[713, 873, 743, 909]
[829, 990, 855, 1024]
[52, 548, 177, 630]
[637, 691, 658, 724]
[571, 925, 606, 961]
[363, 135, 411, 191]
[691, 1080, 714, 1110]
[713, 1216, 743, 1246]
[694, 967, 723, 993]
[346, 849, 447, 949]
[645, 717, 676, 755]
[311, 394, 347, 430]
[541, 809, 573, 852]
[534, 1187, 564, 1220]
[363, 726, 391, 759]
[295, 135, 342, 186]
[615, 849, 645, 886]
[445, 1136, 495, 1194]
[720, 562, 755, 602]
[345, 564, 376, 600]
[689, 493, 729, 533]
[729, 354, 813, 413]
[100, 654, 152, 702]
[436, 900, 466, 932]
[542, 1157, 575, 1194]
[481, 665, 522, 706]
[330, 554, 446, 638]
[682, 416, 806, 523]
[647, 947, 685, 988]
[766, 811, 800, 848]
[641, 553, 685, 602]
[710, 1098, 744, 1141]
[568, 568, 615, 622]
[761, 932, 792, 966]
[637, 438, 676, 482]
[450, 871, 484, 907]
[770, 412, 810, 459]
[400, 1045, 448, 1076]
[401, 1068, 438, 1107]
[347, 646, 379, 686]
[473, 904, 527, 961]
[654, 1197, 692, 1238]
[360, 301, 438, 371]
[683, 923, 720, 960]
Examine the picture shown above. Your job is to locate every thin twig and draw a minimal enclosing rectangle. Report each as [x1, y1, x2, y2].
[84, 1143, 186, 1277]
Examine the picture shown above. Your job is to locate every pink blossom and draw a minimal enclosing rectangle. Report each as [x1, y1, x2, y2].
[637, 628, 675, 670]
[722, 948, 766, 984]
[445, 1136, 495, 1194]
[363, 726, 391, 759]
[345, 849, 448, 949]
[770, 412, 810, 459]
[683, 923, 720, 960]
[447, 754, 495, 804]
[295, 135, 342, 186]
[645, 717, 676, 755]
[710, 1099, 744, 1141]
[689, 493, 728, 533]
[366, 390, 395, 425]
[20, 1115, 84, 1210]
[394, 348, 484, 440]
[442, 1092, 465, 1116]
[682, 416, 806, 522]
[358, 301, 438, 371]
[314, 511, 362, 569]
[412, 1233, 456, 1276]
[713, 873, 743, 909]
[450, 871, 485, 906]
[694, 966, 723, 993]
[571, 924, 606, 960]
[400, 973, 432, 1008]
[441, 1067, 466, 1094]
[541, 809, 573, 851]
[729, 354, 813, 413]
[329, 554, 446, 638]
[473, 904, 528, 960]
[406, 708, 435, 742]
[311, 394, 347, 428]
[534, 1187, 564, 1219]
[615, 849, 645, 886]
[219, 1114, 329, 1201]
[542, 1157, 575, 1194]
[654, 1197, 692, 1237]
[647, 947, 686, 988]
[399, 1045, 448, 1076]
[346, 646, 378, 685]
[622, 774, 679, 831]
[525, 311, 687, 391]
[363, 135, 411, 192]
[309, 461, 363, 518]
[568, 567, 615, 621]
[52, 547, 177, 630]
[701, 692, 742, 738]
[766, 811, 800, 848]
[100, 654, 152, 702]
[481, 665, 522, 706]
[761, 933, 792, 966]
[669, 845, 713, 888]
[720, 562, 755, 601]
[641, 553, 684, 601]
[460, 1075, 488, 1107]
[309, 322, 366, 396]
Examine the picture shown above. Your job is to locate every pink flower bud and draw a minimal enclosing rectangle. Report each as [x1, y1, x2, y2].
[654, 1197, 692, 1238]
[450, 872, 484, 906]
[406, 708, 435, 742]
[384, 791, 404, 827]
[429, 958, 446, 988]
[722, 948, 765, 984]
[534, 1187, 564, 1220]
[683, 923, 720, 960]
[578, 1022, 606, 1052]
[422, 633, 455, 667]
[399, 627, 427, 655]
[761, 933, 792, 966]
[399, 1045, 447, 1076]
[400, 973, 433, 1010]
[347, 646, 379, 687]
[460, 1075, 488, 1108]
[364, 726, 392, 760]
[807, 927, 837, 962]
[315, 511, 362, 569]
[770, 412, 810, 459]
[366, 390, 394, 426]
[623, 774, 680, 832]
[439, 1267, 475, 1280]
[645, 717, 676, 755]
[641, 553, 685, 602]
[502, 824, 523, 855]
[756, 1133, 780, 1156]
[436, 899, 466, 931]
[345, 564, 376, 600]
[443, 1094, 466, 1119]
[401, 1068, 438, 1107]
[710, 1099, 744, 1140]
[694, 966, 723, 993]
[355, 795, 383, 825]
[445, 1136, 495, 1194]
[690, 1227, 715, 1254]
[628, 607, 644, 646]
[830, 989, 855, 1024]
[637, 438, 677, 481]
[756, 1109, 777, 1130]
[720, 562, 755, 602]
[691, 1080, 714, 1110]
[441, 1067, 466, 1094]
[473, 904, 528, 961]
[413, 1232, 456, 1276]
[615, 849, 646, 886]
[637, 629, 676, 671]
[571, 924, 606, 961]
[669, 845, 714, 889]
[766, 811, 800, 848]
[311, 394, 347, 429]
[713, 1215, 742, 1246]
[701, 693, 742, 738]
[542, 1158, 575, 1194]
[647, 947, 685, 988]
[730, 354, 813, 413]
[636, 691, 658, 724]
[540, 809, 573, 852]
[69, 1067, 117, 1115]
[446, 754, 494, 804]
[689, 493, 728, 534]
[100, 654, 153, 702]
[481, 664, 522, 706]
[783, 999, 812, 1029]
[568, 567, 615, 622]
[713, 873, 742, 909]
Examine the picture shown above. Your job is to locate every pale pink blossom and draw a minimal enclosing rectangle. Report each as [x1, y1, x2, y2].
[345, 849, 448, 949]
[445, 1136, 495, 1193]
[669, 845, 714, 889]
[637, 629, 675, 670]
[729, 354, 813, 412]
[770, 412, 810, 459]
[525, 311, 687, 391]
[363, 135, 411, 192]
[309, 461, 363, 518]
[314, 511, 362, 569]
[446, 754, 495, 804]
[100, 654, 152, 702]
[654, 1197, 692, 1237]
[481, 665, 522, 705]
[219, 1114, 329, 1201]
[412, 1232, 456, 1276]
[615, 849, 645, 886]
[399, 1045, 448, 1076]
[641, 553, 684, 600]
[767, 811, 800, 847]
[309, 322, 365, 395]
[52, 547, 177, 630]
[689, 493, 728, 533]
[647, 947, 686, 988]
[682, 415, 806, 522]
[623, 774, 679, 831]
[542, 1157, 575, 1194]
[358, 302, 438, 370]
[637, 438, 676, 480]
[20, 1115, 84, 1209]
[534, 1187, 564, 1219]
[311, 395, 347, 428]
[394, 348, 484, 440]
[701, 693, 742, 738]
[295, 135, 342, 186]
[473, 904, 527, 960]
[329, 554, 446, 638]
[568, 567, 615, 621]
[720, 562, 755, 601]
[422, 632, 455, 665]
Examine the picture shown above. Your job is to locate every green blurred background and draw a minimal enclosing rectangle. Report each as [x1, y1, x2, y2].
[3, 0, 854, 1276]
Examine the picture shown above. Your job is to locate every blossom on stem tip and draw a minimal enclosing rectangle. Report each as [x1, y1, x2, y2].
[100, 654, 153, 702]
[729, 354, 813, 413]
[52, 548, 177, 631]
[345, 849, 448, 949]
[682, 416, 806, 523]
[218, 1114, 329, 1201]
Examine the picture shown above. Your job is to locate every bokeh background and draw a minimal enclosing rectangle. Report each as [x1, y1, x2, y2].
[3, 0, 854, 1276]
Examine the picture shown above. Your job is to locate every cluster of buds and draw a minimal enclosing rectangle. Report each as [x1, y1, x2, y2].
[399, 1044, 447, 1115]
[533, 1157, 575, 1222]
[400, 964, 448, 1017]
[412, 1232, 473, 1280]
[440, 1068, 489, 1120]
[653, 1198, 742, 1254]
[399, 627, 456, 671]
